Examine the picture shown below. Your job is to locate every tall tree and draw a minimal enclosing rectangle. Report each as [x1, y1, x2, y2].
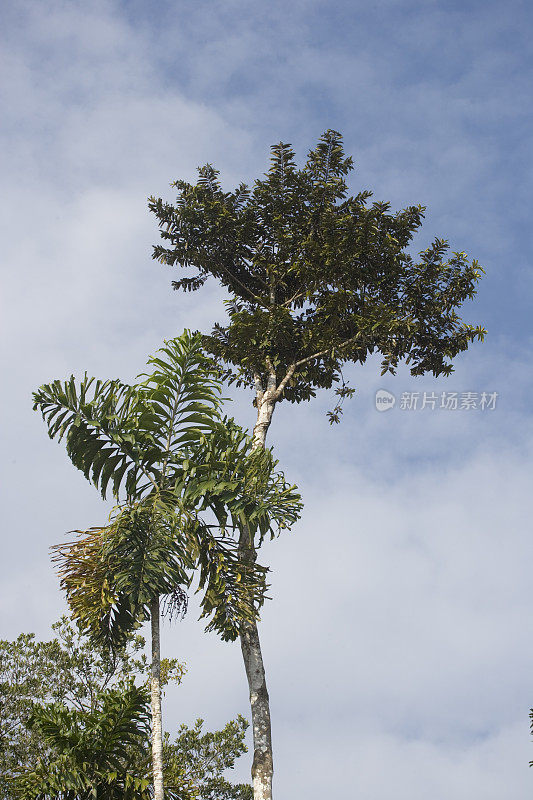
[149, 131, 486, 799]
[33, 332, 300, 800]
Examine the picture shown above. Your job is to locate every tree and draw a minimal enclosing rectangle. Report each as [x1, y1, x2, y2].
[33, 331, 301, 800]
[164, 716, 252, 800]
[1, 618, 251, 799]
[0, 618, 147, 798]
[13, 684, 153, 799]
[148, 130, 486, 799]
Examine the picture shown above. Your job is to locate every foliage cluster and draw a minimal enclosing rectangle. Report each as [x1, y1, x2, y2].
[0, 618, 251, 799]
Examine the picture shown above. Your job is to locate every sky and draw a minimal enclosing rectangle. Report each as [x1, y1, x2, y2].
[1, 0, 532, 796]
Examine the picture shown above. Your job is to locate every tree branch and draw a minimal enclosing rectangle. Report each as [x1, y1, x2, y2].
[274, 365, 296, 400]
[294, 334, 360, 369]
[281, 290, 308, 308]
[216, 260, 269, 308]
[273, 335, 361, 399]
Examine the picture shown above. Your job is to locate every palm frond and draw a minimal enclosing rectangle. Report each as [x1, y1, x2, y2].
[194, 528, 269, 642]
[137, 331, 223, 456]
[52, 500, 193, 651]
[173, 418, 303, 544]
[33, 375, 158, 500]
[33, 332, 223, 500]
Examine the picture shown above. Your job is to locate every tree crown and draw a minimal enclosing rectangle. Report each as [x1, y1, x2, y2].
[150, 131, 485, 404]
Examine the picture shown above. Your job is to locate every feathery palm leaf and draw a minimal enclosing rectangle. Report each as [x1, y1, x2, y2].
[33, 331, 223, 500]
[51, 499, 193, 651]
[51, 492, 271, 647]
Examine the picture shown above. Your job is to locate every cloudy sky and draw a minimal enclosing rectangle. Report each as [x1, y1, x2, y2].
[1, 0, 532, 796]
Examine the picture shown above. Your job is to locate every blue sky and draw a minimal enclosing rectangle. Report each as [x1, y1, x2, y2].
[1, 1, 532, 797]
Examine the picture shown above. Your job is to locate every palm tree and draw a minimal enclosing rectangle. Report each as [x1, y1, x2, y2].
[33, 332, 301, 799]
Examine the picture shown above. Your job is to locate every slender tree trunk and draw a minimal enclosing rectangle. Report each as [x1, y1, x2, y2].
[150, 595, 165, 800]
[240, 619, 273, 799]
[239, 391, 276, 800]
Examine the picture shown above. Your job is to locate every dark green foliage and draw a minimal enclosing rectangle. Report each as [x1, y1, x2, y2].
[51, 494, 270, 649]
[177, 418, 301, 543]
[0, 618, 147, 798]
[150, 131, 485, 403]
[50, 501, 193, 652]
[33, 332, 223, 501]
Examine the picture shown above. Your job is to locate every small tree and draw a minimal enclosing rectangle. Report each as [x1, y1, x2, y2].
[0, 617, 149, 795]
[33, 332, 301, 800]
[13, 684, 153, 799]
[149, 131, 486, 799]
[1, 618, 252, 799]
[165, 716, 253, 800]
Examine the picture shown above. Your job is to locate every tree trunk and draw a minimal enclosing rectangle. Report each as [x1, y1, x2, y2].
[239, 392, 276, 800]
[150, 595, 165, 800]
[252, 394, 275, 450]
[240, 620, 273, 800]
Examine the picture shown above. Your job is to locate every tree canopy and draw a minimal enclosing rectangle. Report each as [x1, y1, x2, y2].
[149, 130, 486, 409]
[14, 683, 153, 799]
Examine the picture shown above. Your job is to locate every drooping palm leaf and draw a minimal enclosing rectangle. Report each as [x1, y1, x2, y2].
[51, 524, 130, 651]
[52, 495, 272, 648]
[52, 498, 193, 651]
